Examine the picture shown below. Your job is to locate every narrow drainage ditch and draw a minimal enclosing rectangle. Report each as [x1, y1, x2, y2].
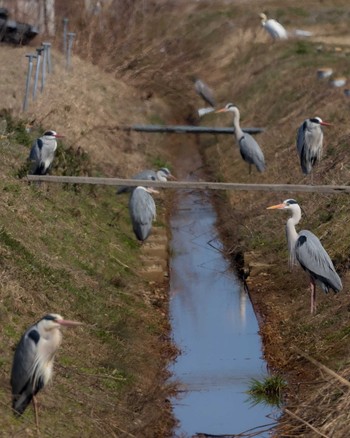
[168, 136, 274, 437]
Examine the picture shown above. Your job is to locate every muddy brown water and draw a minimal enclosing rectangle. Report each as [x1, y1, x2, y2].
[169, 138, 273, 437]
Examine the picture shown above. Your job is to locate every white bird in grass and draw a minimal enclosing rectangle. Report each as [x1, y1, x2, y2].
[129, 186, 159, 242]
[259, 13, 288, 40]
[296, 117, 332, 175]
[11, 314, 82, 426]
[216, 103, 266, 173]
[28, 130, 64, 175]
[267, 199, 342, 314]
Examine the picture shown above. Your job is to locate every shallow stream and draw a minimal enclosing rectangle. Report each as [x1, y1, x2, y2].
[168, 139, 273, 437]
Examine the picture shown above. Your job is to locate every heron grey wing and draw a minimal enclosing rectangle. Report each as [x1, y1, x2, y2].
[239, 134, 266, 172]
[130, 190, 156, 224]
[296, 122, 311, 174]
[29, 139, 42, 162]
[305, 126, 323, 162]
[133, 170, 157, 181]
[194, 79, 216, 107]
[296, 122, 306, 159]
[11, 329, 38, 396]
[295, 230, 342, 292]
[129, 189, 156, 240]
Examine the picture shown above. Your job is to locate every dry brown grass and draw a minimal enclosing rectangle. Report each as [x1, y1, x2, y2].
[2, 0, 350, 436]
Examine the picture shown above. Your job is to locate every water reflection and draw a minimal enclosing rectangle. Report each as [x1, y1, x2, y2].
[169, 188, 272, 437]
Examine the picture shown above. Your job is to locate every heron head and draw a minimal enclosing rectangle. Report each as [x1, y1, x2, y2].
[310, 117, 332, 127]
[43, 130, 65, 139]
[40, 314, 83, 331]
[215, 103, 238, 114]
[259, 12, 267, 21]
[267, 199, 299, 211]
[158, 167, 176, 181]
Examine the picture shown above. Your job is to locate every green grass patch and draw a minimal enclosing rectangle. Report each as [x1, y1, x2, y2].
[247, 375, 287, 407]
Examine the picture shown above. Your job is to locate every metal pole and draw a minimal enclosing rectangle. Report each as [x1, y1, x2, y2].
[23, 54, 36, 112]
[63, 17, 69, 55]
[33, 47, 43, 100]
[42, 42, 52, 73]
[66, 32, 76, 71]
[41, 44, 47, 92]
[115, 124, 265, 135]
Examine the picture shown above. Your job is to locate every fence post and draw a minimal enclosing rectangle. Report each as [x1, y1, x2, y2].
[63, 17, 69, 55]
[43, 42, 52, 73]
[41, 43, 47, 92]
[33, 47, 43, 100]
[66, 32, 76, 70]
[23, 54, 37, 112]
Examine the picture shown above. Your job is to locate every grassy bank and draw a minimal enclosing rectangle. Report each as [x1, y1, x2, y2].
[0, 48, 175, 436]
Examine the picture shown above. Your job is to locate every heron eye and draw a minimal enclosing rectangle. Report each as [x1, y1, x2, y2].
[310, 118, 320, 124]
[44, 131, 54, 136]
[286, 199, 297, 205]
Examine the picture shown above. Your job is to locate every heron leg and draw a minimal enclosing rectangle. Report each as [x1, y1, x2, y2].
[33, 395, 40, 434]
[310, 279, 316, 314]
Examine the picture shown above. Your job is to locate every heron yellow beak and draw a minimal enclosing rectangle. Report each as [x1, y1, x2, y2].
[266, 203, 285, 210]
[146, 187, 160, 194]
[167, 174, 177, 181]
[57, 319, 83, 327]
[320, 121, 332, 127]
[215, 108, 228, 113]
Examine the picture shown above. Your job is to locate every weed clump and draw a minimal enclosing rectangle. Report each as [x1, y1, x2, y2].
[247, 375, 287, 407]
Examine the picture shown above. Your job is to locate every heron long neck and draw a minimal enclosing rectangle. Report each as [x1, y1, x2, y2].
[286, 207, 301, 268]
[33, 328, 62, 389]
[156, 171, 166, 182]
[231, 109, 244, 141]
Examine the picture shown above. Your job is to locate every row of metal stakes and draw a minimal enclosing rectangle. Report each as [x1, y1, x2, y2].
[23, 18, 76, 112]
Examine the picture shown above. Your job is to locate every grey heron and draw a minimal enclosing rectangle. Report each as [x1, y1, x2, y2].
[11, 314, 82, 424]
[193, 77, 216, 108]
[117, 167, 175, 195]
[296, 117, 331, 175]
[129, 186, 159, 241]
[216, 103, 266, 173]
[259, 13, 288, 40]
[28, 130, 64, 175]
[267, 199, 342, 314]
